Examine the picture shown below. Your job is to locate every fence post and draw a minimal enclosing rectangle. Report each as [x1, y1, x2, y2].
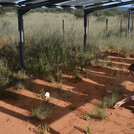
[106, 18, 108, 37]
[84, 10, 87, 52]
[128, 10, 131, 35]
[62, 19, 64, 39]
[120, 19, 122, 37]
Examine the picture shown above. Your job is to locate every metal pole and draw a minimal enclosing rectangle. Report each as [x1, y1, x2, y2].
[84, 10, 87, 52]
[88, 19, 89, 36]
[18, 8, 24, 68]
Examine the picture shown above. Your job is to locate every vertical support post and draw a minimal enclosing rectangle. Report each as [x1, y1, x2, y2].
[128, 10, 131, 35]
[62, 19, 64, 39]
[18, 8, 24, 68]
[88, 19, 89, 36]
[84, 10, 87, 52]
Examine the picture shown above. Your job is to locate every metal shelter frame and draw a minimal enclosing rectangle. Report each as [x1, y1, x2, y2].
[128, 8, 134, 33]
[0, 0, 134, 68]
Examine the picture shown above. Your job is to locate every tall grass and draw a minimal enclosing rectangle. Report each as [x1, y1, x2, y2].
[0, 12, 133, 53]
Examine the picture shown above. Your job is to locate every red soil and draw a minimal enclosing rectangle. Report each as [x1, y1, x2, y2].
[0, 54, 134, 134]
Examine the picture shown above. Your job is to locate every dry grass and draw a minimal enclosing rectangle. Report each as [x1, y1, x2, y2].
[0, 12, 132, 52]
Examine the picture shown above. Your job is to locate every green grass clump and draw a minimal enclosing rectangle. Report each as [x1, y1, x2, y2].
[31, 101, 52, 120]
[86, 123, 92, 134]
[85, 112, 90, 121]
[102, 90, 119, 108]
[38, 124, 49, 134]
[40, 89, 45, 99]
[95, 107, 108, 120]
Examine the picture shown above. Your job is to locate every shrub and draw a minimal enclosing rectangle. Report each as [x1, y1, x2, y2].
[0, 59, 10, 86]
[0, 43, 20, 71]
[74, 9, 84, 18]
[15, 81, 25, 90]
[101, 9, 116, 17]
[0, 59, 19, 99]
[0, 8, 6, 16]
[0, 59, 10, 98]
[96, 16, 106, 22]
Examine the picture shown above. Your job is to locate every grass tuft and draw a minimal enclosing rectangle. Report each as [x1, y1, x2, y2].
[95, 106, 108, 120]
[73, 72, 83, 82]
[31, 101, 52, 120]
[102, 90, 119, 108]
[38, 124, 49, 134]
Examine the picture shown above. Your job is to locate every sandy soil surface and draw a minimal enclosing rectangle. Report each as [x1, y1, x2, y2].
[0, 53, 134, 134]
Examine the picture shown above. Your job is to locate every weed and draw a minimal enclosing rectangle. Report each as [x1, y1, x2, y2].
[40, 89, 45, 99]
[95, 107, 108, 120]
[62, 90, 71, 99]
[15, 81, 25, 90]
[85, 112, 90, 121]
[0, 60, 10, 86]
[93, 60, 108, 68]
[47, 74, 55, 82]
[73, 72, 82, 82]
[15, 70, 28, 80]
[70, 104, 77, 110]
[102, 89, 119, 108]
[86, 123, 92, 134]
[31, 101, 52, 120]
[38, 124, 49, 134]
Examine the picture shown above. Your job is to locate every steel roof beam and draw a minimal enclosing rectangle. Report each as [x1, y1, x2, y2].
[18, 0, 37, 4]
[0, 2, 15, 7]
[84, 1, 117, 8]
[129, 8, 134, 12]
[19, 0, 71, 12]
[85, 0, 134, 14]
